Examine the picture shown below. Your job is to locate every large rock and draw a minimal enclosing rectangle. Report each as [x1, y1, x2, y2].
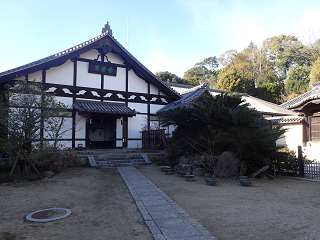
[214, 151, 248, 177]
[214, 151, 239, 177]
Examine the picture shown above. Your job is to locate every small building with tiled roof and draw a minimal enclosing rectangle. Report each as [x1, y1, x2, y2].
[158, 82, 305, 151]
[0, 22, 180, 149]
[280, 82, 320, 160]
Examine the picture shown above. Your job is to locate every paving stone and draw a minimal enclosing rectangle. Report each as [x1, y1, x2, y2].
[154, 217, 202, 239]
[139, 196, 169, 207]
[117, 166, 217, 240]
[145, 205, 181, 220]
[145, 220, 161, 235]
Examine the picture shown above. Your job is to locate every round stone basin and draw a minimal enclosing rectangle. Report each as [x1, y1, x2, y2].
[205, 178, 217, 186]
[239, 179, 252, 187]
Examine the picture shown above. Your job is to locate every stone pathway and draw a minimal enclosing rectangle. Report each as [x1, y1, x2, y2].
[117, 166, 218, 240]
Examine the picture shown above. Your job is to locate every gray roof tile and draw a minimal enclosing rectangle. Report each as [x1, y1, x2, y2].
[281, 82, 320, 109]
[73, 100, 136, 116]
[268, 116, 304, 124]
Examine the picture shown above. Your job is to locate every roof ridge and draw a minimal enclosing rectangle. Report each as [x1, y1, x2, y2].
[0, 31, 111, 78]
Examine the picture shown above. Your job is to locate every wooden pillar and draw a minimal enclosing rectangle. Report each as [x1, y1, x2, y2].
[298, 145, 304, 178]
[72, 59, 77, 148]
[40, 70, 46, 145]
[85, 118, 90, 149]
[123, 117, 128, 148]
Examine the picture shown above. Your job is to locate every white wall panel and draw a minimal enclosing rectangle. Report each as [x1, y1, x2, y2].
[150, 84, 159, 95]
[116, 140, 123, 148]
[150, 104, 164, 114]
[128, 115, 144, 138]
[116, 118, 123, 139]
[54, 96, 73, 109]
[128, 70, 148, 93]
[128, 102, 148, 114]
[79, 49, 99, 60]
[77, 62, 101, 88]
[75, 113, 86, 139]
[28, 71, 42, 82]
[276, 124, 303, 149]
[46, 60, 73, 85]
[106, 52, 124, 64]
[104, 68, 126, 91]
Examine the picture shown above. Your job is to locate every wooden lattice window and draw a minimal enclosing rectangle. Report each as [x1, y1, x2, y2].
[311, 117, 320, 140]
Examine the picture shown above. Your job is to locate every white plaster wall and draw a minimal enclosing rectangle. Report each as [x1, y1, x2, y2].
[75, 113, 86, 139]
[43, 117, 73, 139]
[116, 118, 123, 139]
[127, 140, 142, 148]
[27, 71, 42, 82]
[46, 60, 73, 85]
[77, 61, 101, 88]
[54, 96, 73, 109]
[116, 140, 123, 148]
[104, 68, 126, 91]
[128, 102, 148, 114]
[128, 115, 144, 138]
[276, 124, 303, 150]
[128, 70, 148, 93]
[79, 49, 99, 60]
[106, 52, 124, 64]
[150, 84, 159, 95]
[150, 104, 164, 114]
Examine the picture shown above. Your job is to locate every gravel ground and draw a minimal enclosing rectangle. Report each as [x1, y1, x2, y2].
[138, 164, 320, 240]
[0, 168, 152, 240]
[2, 165, 320, 240]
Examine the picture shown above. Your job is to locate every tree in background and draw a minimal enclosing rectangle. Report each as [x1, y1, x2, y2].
[156, 71, 183, 84]
[285, 66, 311, 94]
[183, 56, 219, 87]
[158, 33, 320, 103]
[310, 57, 320, 84]
[257, 83, 282, 104]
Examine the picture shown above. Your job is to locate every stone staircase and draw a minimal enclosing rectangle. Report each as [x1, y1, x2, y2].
[76, 150, 154, 169]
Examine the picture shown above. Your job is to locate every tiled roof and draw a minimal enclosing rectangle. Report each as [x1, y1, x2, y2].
[157, 85, 209, 113]
[0, 31, 111, 78]
[163, 82, 195, 94]
[73, 100, 136, 116]
[158, 82, 296, 116]
[280, 82, 320, 109]
[0, 24, 180, 100]
[267, 116, 304, 125]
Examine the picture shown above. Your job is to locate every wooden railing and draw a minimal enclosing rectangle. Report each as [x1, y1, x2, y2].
[142, 129, 166, 149]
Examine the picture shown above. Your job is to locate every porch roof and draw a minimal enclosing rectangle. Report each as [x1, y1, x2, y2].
[73, 100, 136, 116]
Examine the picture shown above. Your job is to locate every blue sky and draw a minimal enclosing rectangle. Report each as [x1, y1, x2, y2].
[1, 0, 320, 77]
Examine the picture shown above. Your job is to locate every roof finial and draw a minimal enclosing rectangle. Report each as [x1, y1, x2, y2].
[100, 22, 113, 36]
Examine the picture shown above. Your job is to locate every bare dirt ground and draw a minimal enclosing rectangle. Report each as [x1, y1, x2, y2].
[138, 164, 320, 240]
[0, 168, 152, 240]
[1, 165, 320, 240]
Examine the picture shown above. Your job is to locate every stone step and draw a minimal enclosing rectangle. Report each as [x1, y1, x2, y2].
[97, 159, 146, 164]
[97, 162, 147, 169]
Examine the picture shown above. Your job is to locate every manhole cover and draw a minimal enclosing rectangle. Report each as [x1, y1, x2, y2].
[26, 208, 71, 222]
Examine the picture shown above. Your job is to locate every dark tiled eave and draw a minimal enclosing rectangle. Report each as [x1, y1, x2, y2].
[270, 116, 304, 125]
[73, 100, 136, 116]
[281, 88, 320, 109]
